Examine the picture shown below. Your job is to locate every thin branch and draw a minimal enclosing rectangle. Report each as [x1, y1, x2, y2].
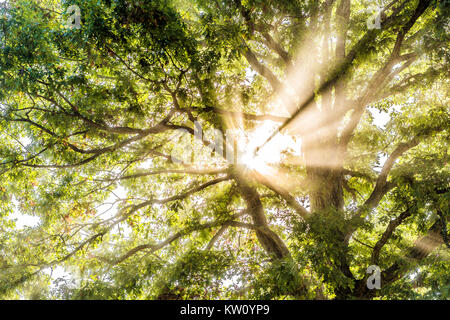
[101, 168, 228, 182]
[112, 212, 245, 265]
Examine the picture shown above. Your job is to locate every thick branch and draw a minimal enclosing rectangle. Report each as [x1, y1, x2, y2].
[191, 106, 289, 123]
[364, 138, 419, 210]
[256, 0, 423, 152]
[371, 207, 413, 264]
[113, 212, 247, 264]
[235, 174, 290, 259]
[252, 171, 309, 219]
[259, 31, 293, 68]
[382, 217, 447, 286]
[351, 214, 446, 299]
[242, 45, 283, 91]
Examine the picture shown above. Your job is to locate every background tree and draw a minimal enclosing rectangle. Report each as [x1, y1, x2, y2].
[0, 0, 448, 299]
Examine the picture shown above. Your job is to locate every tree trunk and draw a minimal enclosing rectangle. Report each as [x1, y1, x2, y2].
[304, 137, 344, 213]
[236, 175, 290, 259]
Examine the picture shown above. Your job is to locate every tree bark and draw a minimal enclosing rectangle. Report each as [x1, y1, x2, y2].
[235, 175, 290, 259]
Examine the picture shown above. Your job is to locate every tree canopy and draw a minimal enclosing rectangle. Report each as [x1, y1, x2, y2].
[0, 0, 448, 300]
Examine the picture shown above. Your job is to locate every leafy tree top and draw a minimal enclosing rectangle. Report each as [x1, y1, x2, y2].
[0, 0, 448, 300]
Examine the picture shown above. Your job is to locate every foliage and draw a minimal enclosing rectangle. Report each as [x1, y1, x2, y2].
[0, 0, 448, 300]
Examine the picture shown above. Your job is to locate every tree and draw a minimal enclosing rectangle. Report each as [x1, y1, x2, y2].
[0, 0, 448, 300]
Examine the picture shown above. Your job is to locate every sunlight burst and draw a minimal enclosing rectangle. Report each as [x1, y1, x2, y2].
[238, 122, 301, 174]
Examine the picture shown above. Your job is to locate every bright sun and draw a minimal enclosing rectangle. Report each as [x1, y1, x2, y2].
[238, 122, 301, 174]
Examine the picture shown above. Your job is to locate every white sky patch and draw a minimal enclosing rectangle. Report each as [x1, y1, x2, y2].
[369, 104, 404, 172]
[137, 158, 154, 170]
[96, 184, 128, 219]
[97, 184, 134, 238]
[369, 107, 390, 128]
[368, 104, 404, 129]
[222, 275, 242, 288]
[374, 152, 389, 173]
[44, 266, 74, 289]
[20, 136, 32, 148]
[8, 212, 41, 229]
[245, 67, 257, 83]
[7, 197, 41, 229]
